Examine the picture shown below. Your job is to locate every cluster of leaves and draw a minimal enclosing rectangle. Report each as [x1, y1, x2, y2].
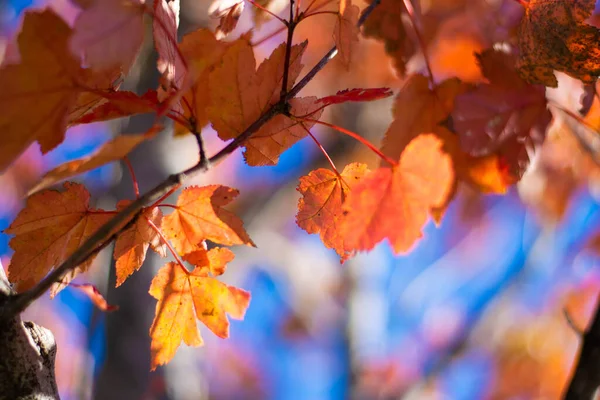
[2, 0, 600, 370]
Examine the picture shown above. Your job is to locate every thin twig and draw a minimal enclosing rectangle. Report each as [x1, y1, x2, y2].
[0, 0, 383, 321]
[280, 0, 296, 99]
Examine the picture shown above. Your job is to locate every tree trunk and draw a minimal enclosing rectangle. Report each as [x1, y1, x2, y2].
[0, 263, 59, 400]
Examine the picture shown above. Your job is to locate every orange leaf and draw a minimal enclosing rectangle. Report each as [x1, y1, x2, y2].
[175, 29, 232, 134]
[70, 0, 145, 72]
[0, 10, 84, 172]
[70, 283, 118, 311]
[149, 260, 250, 370]
[69, 90, 159, 125]
[67, 67, 123, 126]
[296, 163, 369, 260]
[162, 186, 254, 256]
[113, 201, 166, 287]
[4, 182, 113, 293]
[208, 39, 308, 152]
[517, 0, 600, 87]
[381, 74, 512, 194]
[450, 49, 552, 177]
[244, 97, 323, 166]
[184, 247, 235, 276]
[334, 1, 359, 68]
[208, 0, 245, 39]
[28, 131, 156, 195]
[342, 134, 454, 254]
[361, 0, 414, 75]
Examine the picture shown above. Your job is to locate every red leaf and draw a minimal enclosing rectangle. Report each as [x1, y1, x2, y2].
[70, 283, 118, 312]
[318, 88, 393, 106]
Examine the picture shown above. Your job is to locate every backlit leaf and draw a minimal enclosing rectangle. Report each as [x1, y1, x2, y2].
[29, 131, 156, 194]
[149, 260, 250, 370]
[334, 1, 360, 68]
[342, 134, 454, 254]
[113, 201, 166, 287]
[4, 182, 112, 292]
[297, 163, 369, 260]
[162, 186, 254, 256]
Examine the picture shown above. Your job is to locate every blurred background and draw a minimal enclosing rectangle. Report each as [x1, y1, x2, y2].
[2, 0, 600, 398]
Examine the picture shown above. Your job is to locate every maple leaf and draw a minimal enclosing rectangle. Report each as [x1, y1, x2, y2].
[149, 257, 250, 370]
[67, 67, 123, 125]
[162, 186, 254, 256]
[113, 201, 166, 287]
[70, 282, 119, 311]
[175, 28, 230, 134]
[69, 90, 160, 125]
[207, 39, 314, 164]
[28, 131, 156, 194]
[296, 163, 369, 260]
[361, 0, 415, 75]
[70, 0, 146, 72]
[517, 0, 600, 87]
[244, 97, 323, 166]
[342, 134, 454, 254]
[334, 0, 360, 68]
[0, 10, 84, 172]
[153, 0, 184, 97]
[381, 74, 513, 194]
[318, 88, 394, 106]
[449, 49, 552, 177]
[4, 183, 113, 293]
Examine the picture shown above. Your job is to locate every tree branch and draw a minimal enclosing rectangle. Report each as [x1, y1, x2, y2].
[0, 0, 383, 322]
[564, 292, 600, 399]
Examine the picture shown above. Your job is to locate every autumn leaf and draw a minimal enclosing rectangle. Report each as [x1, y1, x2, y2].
[318, 88, 394, 106]
[70, 0, 146, 72]
[70, 282, 119, 311]
[208, 39, 307, 141]
[28, 131, 156, 195]
[113, 201, 166, 287]
[381, 74, 512, 194]
[449, 49, 552, 177]
[162, 186, 254, 256]
[334, 0, 360, 67]
[184, 247, 235, 276]
[67, 66, 123, 125]
[361, 0, 415, 75]
[0, 10, 84, 172]
[175, 28, 230, 134]
[342, 134, 454, 254]
[296, 163, 369, 260]
[517, 0, 600, 87]
[153, 0, 184, 97]
[244, 97, 323, 166]
[149, 259, 250, 370]
[4, 182, 113, 292]
[69, 90, 160, 125]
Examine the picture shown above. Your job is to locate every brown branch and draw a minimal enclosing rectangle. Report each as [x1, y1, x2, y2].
[0, 0, 382, 321]
[564, 292, 600, 399]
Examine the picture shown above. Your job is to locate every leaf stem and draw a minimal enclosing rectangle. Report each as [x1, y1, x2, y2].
[247, 0, 288, 24]
[402, 0, 434, 86]
[302, 118, 398, 167]
[299, 123, 341, 178]
[145, 216, 187, 271]
[123, 156, 140, 198]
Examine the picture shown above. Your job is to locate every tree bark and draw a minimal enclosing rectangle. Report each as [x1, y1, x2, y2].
[0, 263, 59, 400]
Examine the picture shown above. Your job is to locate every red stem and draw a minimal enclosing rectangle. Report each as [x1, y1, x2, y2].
[402, 0, 435, 86]
[156, 203, 178, 210]
[303, 10, 338, 18]
[247, 0, 287, 23]
[301, 118, 398, 166]
[299, 123, 341, 178]
[123, 156, 140, 198]
[148, 184, 181, 210]
[145, 216, 187, 271]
